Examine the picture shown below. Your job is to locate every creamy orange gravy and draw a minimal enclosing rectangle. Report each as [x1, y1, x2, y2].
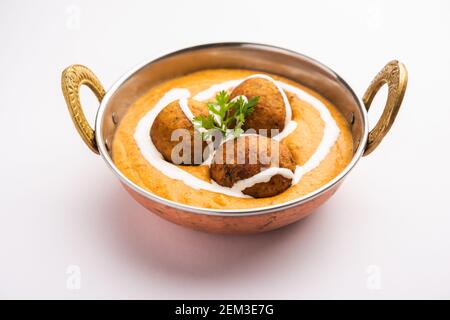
[112, 69, 353, 209]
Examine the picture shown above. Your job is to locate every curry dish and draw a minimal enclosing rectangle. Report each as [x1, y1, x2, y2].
[112, 69, 353, 209]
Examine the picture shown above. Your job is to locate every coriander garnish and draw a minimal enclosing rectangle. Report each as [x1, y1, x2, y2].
[192, 90, 259, 140]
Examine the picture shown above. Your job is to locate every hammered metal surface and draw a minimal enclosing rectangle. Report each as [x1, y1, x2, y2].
[61, 64, 106, 154]
[362, 61, 408, 156]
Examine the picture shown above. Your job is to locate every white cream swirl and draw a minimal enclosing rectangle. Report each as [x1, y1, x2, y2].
[133, 74, 340, 198]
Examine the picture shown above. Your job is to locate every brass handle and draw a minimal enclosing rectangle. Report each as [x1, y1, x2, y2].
[362, 60, 408, 156]
[61, 64, 105, 154]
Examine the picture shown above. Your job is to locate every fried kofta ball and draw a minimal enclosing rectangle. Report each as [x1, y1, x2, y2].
[230, 77, 286, 136]
[210, 135, 296, 198]
[150, 99, 208, 165]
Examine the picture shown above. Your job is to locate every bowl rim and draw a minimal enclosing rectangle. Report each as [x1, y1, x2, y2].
[95, 42, 369, 217]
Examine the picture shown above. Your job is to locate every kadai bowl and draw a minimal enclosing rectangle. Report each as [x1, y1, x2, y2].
[61, 43, 407, 234]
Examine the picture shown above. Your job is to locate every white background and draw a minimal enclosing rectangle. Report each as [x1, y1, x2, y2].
[1, 0, 449, 299]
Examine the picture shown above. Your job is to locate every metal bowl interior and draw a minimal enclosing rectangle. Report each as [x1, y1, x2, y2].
[95, 43, 368, 216]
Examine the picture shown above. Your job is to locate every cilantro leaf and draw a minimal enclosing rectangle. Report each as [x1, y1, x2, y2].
[193, 90, 259, 140]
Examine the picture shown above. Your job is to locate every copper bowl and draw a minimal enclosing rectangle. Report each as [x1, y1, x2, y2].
[61, 43, 407, 234]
